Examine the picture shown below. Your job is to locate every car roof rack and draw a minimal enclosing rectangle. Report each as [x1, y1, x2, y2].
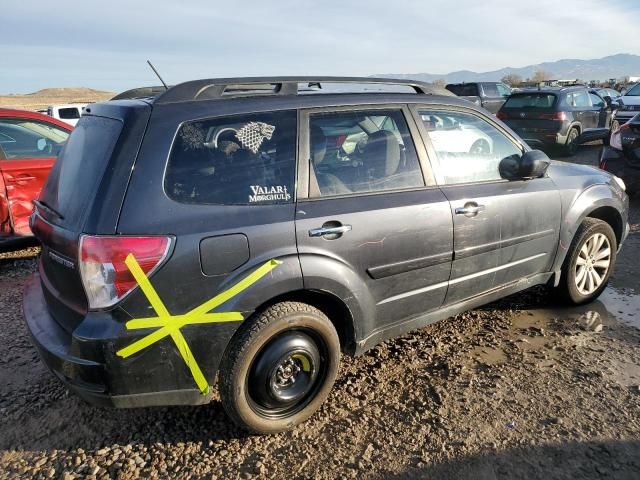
[111, 86, 170, 101]
[153, 76, 448, 104]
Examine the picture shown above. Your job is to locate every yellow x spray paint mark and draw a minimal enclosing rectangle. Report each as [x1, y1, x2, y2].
[116, 254, 282, 394]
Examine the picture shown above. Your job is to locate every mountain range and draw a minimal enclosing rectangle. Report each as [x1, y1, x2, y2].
[378, 53, 640, 84]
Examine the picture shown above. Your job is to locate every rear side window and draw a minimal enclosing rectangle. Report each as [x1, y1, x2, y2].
[503, 94, 557, 108]
[40, 115, 122, 229]
[165, 111, 296, 205]
[58, 108, 81, 119]
[446, 84, 478, 96]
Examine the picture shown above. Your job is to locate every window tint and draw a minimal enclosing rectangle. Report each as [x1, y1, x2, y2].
[0, 118, 69, 159]
[309, 109, 424, 197]
[165, 111, 296, 205]
[503, 94, 556, 108]
[41, 115, 121, 229]
[446, 84, 478, 96]
[58, 107, 81, 119]
[589, 93, 605, 108]
[419, 109, 522, 185]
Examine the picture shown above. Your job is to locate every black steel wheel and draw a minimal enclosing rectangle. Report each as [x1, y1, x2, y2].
[219, 302, 340, 434]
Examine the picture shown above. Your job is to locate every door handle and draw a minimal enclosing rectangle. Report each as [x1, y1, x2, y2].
[309, 224, 352, 238]
[455, 203, 485, 217]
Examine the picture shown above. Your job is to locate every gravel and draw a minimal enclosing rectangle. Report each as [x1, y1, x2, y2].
[1, 145, 639, 479]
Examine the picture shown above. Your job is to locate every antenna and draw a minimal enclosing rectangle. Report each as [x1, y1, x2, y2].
[147, 60, 168, 90]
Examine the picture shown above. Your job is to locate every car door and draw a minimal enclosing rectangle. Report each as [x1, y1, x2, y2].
[589, 92, 611, 128]
[0, 117, 69, 236]
[480, 83, 503, 114]
[412, 105, 561, 304]
[573, 90, 598, 129]
[295, 105, 453, 336]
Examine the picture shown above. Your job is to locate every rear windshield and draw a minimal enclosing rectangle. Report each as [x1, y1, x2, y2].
[503, 94, 557, 108]
[165, 111, 296, 205]
[40, 115, 122, 229]
[446, 84, 478, 96]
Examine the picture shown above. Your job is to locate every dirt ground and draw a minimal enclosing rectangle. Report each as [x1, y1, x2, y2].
[0, 88, 114, 111]
[1, 145, 639, 479]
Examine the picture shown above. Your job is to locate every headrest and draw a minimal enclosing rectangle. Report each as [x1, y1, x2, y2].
[364, 130, 401, 178]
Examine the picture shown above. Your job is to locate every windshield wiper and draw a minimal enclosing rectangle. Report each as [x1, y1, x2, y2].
[33, 200, 64, 220]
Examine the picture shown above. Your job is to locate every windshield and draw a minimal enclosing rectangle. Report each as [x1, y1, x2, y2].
[625, 84, 640, 96]
[503, 93, 557, 108]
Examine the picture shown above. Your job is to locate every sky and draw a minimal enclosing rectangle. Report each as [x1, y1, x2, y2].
[2, 0, 640, 94]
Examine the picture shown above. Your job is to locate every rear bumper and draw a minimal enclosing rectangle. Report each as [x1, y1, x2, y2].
[513, 130, 567, 148]
[23, 274, 213, 407]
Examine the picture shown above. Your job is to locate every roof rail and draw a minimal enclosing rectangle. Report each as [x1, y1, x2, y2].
[153, 76, 448, 104]
[111, 86, 169, 101]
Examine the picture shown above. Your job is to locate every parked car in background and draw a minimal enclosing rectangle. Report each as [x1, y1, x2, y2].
[611, 83, 640, 131]
[0, 108, 71, 245]
[23, 77, 628, 435]
[600, 113, 640, 195]
[47, 103, 87, 126]
[497, 86, 614, 155]
[445, 82, 512, 113]
[595, 87, 621, 101]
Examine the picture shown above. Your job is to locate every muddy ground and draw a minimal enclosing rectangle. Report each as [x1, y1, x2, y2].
[1, 145, 639, 479]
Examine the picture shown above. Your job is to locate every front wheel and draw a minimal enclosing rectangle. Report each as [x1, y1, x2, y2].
[555, 218, 617, 305]
[218, 302, 340, 434]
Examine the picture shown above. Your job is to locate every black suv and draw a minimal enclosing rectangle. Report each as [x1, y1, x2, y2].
[24, 77, 629, 434]
[497, 86, 615, 155]
[445, 82, 512, 113]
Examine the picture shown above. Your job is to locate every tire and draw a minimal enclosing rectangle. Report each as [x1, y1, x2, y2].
[563, 127, 579, 156]
[555, 218, 617, 305]
[218, 301, 340, 434]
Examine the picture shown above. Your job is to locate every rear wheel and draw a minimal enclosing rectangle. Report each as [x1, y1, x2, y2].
[555, 218, 617, 305]
[219, 302, 340, 434]
[563, 127, 579, 156]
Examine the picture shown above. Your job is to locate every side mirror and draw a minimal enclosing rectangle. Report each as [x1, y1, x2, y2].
[499, 150, 550, 180]
[603, 95, 612, 107]
[36, 138, 47, 151]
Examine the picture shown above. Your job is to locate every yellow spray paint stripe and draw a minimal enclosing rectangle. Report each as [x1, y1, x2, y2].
[116, 255, 282, 394]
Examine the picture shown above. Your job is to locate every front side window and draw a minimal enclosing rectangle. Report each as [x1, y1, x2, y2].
[165, 111, 296, 205]
[572, 90, 591, 108]
[0, 118, 69, 159]
[419, 109, 522, 185]
[589, 93, 605, 108]
[625, 84, 640, 96]
[308, 109, 424, 197]
[496, 83, 512, 97]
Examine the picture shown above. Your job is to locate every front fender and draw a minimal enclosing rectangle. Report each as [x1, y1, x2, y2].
[552, 183, 627, 276]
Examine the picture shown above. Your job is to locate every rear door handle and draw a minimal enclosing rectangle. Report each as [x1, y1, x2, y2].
[455, 203, 485, 217]
[309, 225, 352, 237]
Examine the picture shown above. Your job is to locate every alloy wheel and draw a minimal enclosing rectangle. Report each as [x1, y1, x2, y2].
[574, 232, 611, 295]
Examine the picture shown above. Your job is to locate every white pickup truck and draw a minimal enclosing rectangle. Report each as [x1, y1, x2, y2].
[46, 103, 88, 126]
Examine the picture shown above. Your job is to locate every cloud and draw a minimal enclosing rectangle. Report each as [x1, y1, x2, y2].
[1, 0, 639, 92]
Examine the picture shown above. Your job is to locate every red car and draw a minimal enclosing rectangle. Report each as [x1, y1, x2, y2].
[0, 108, 72, 244]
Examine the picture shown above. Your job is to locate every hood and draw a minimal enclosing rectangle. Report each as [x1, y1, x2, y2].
[547, 160, 612, 183]
[620, 96, 640, 106]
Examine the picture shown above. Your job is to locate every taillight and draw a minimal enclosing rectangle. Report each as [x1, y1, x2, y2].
[496, 111, 508, 120]
[539, 112, 566, 121]
[79, 235, 172, 309]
